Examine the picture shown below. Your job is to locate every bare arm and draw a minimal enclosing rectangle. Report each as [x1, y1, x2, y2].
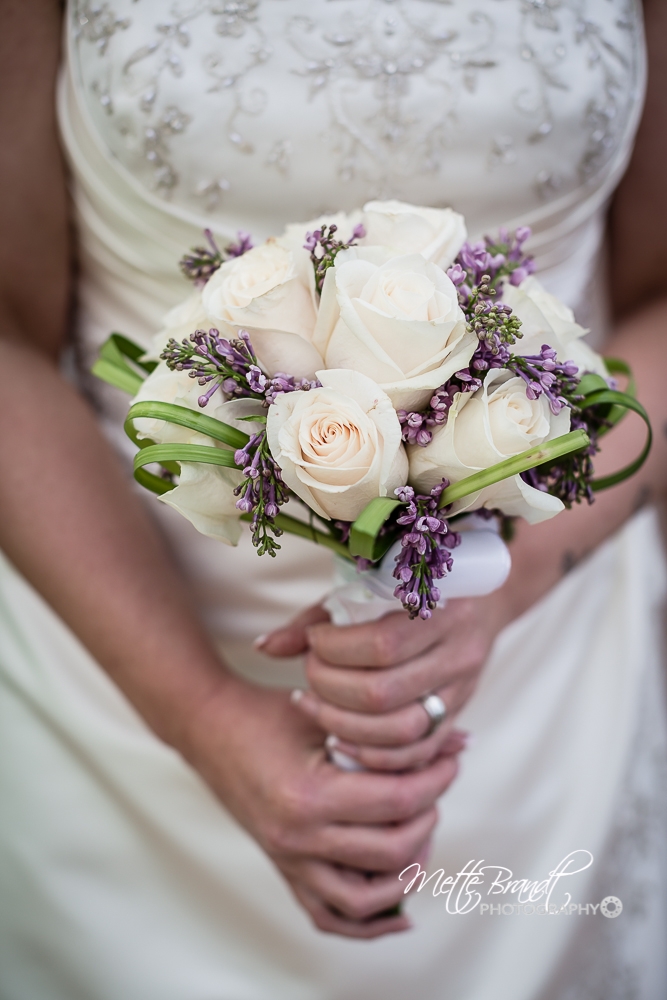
[0, 0, 461, 937]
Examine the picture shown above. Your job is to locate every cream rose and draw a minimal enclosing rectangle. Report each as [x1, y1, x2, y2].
[361, 200, 467, 269]
[131, 369, 264, 544]
[202, 240, 323, 379]
[313, 248, 476, 411]
[266, 369, 408, 521]
[409, 368, 571, 523]
[146, 291, 212, 361]
[504, 276, 609, 380]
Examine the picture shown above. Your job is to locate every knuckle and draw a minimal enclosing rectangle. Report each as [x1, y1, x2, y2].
[266, 783, 317, 851]
[369, 627, 401, 668]
[400, 710, 427, 744]
[389, 780, 419, 819]
[384, 836, 416, 872]
[360, 674, 393, 713]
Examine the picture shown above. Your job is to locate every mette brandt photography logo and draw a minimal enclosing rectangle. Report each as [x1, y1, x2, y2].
[399, 850, 623, 918]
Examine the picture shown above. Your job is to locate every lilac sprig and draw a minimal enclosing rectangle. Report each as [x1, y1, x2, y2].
[233, 430, 289, 557]
[392, 482, 460, 620]
[305, 222, 366, 295]
[397, 370, 482, 447]
[161, 328, 264, 407]
[507, 344, 579, 415]
[179, 228, 254, 285]
[161, 328, 321, 409]
[246, 367, 321, 406]
[449, 227, 535, 299]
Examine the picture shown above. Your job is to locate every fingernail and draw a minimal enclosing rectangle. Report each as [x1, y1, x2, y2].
[290, 688, 304, 705]
[324, 734, 339, 751]
[462, 731, 475, 748]
[253, 633, 268, 650]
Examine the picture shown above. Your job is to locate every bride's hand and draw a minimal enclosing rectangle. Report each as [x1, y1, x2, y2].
[180, 673, 459, 937]
[260, 595, 508, 771]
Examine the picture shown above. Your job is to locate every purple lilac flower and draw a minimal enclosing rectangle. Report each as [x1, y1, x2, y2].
[233, 430, 289, 557]
[449, 227, 535, 300]
[304, 222, 366, 294]
[179, 229, 225, 285]
[392, 482, 460, 620]
[226, 230, 254, 257]
[161, 328, 320, 409]
[397, 369, 482, 447]
[507, 345, 579, 415]
[179, 228, 254, 285]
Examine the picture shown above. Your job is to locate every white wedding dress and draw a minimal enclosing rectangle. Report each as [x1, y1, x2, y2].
[1, 2, 666, 998]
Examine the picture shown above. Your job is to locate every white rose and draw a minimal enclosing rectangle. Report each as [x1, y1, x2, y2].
[313, 248, 476, 411]
[202, 240, 323, 379]
[409, 368, 571, 523]
[266, 369, 408, 522]
[504, 276, 609, 380]
[131, 367, 263, 544]
[145, 290, 212, 361]
[159, 462, 244, 545]
[361, 200, 467, 269]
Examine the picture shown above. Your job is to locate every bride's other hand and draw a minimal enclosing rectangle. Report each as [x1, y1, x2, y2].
[182, 675, 458, 937]
[260, 595, 508, 770]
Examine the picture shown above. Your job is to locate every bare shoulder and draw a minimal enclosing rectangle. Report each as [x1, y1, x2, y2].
[609, 0, 667, 316]
[0, 0, 70, 357]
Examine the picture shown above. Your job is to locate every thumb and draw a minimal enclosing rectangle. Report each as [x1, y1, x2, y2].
[256, 603, 331, 658]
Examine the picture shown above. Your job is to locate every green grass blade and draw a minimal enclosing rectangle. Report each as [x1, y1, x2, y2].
[133, 443, 240, 476]
[582, 388, 652, 491]
[126, 401, 250, 449]
[349, 496, 403, 560]
[91, 357, 144, 395]
[92, 333, 157, 394]
[437, 429, 591, 509]
[134, 467, 177, 495]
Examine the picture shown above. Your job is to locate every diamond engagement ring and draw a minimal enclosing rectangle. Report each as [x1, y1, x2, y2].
[419, 693, 447, 737]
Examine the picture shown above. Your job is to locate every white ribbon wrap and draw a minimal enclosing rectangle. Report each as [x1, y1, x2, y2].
[323, 517, 512, 626]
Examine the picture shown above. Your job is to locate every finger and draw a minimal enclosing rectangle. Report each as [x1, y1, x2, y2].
[306, 608, 449, 668]
[295, 688, 431, 745]
[288, 860, 412, 922]
[290, 882, 411, 938]
[320, 751, 459, 824]
[293, 688, 434, 745]
[327, 728, 470, 772]
[315, 806, 439, 871]
[258, 604, 330, 658]
[304, 643, 459, 714]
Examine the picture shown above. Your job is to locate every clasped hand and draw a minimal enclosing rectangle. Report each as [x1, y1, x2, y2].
[206, 595, 502, 937]
[263, 596, 500, 771]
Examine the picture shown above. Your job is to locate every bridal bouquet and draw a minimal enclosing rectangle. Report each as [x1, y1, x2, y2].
[94, 201, 651, 621]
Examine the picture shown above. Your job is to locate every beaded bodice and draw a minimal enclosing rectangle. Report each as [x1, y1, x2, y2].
[68, 0, 644, 242]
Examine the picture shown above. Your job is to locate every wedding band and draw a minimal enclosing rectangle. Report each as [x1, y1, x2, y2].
[419, 693, 447, 737]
